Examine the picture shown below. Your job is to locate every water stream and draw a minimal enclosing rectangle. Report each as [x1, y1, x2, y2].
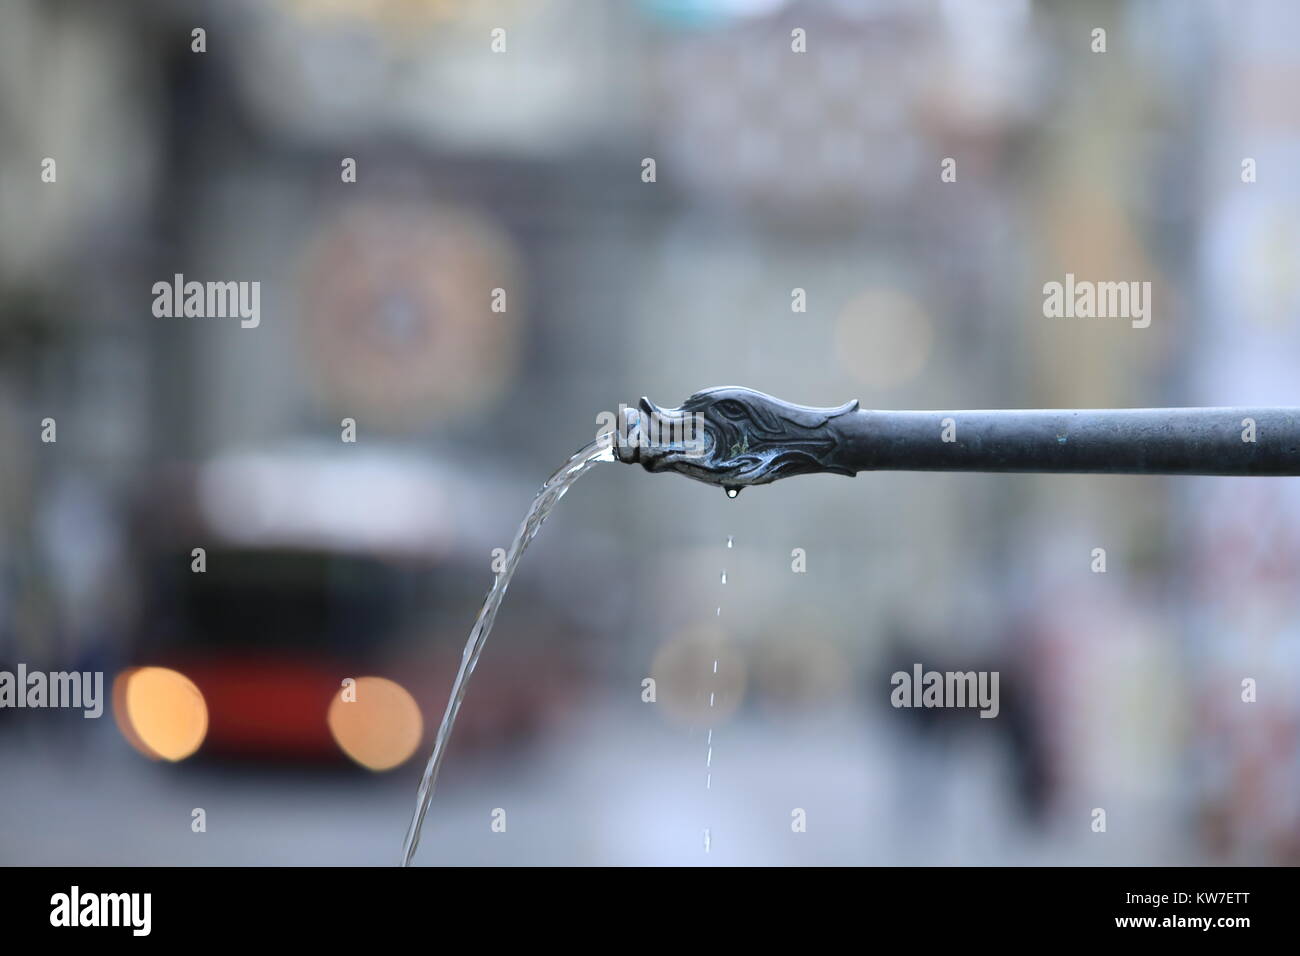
[400, 438, 614, 866]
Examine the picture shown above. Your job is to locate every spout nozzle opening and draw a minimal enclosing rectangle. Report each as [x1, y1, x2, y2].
[612, 398, 711, 470]
[612, 404, 643, 464]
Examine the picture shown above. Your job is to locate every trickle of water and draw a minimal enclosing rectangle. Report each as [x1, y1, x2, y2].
[400, 438, 613, 867]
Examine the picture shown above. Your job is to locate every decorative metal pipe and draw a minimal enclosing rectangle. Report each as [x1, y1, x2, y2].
[613, 386, 1300, 495]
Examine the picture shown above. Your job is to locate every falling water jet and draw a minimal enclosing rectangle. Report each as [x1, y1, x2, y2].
[400, 438, 612, 867]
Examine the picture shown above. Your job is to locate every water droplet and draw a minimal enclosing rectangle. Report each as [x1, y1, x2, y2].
[716, 607, 721, 616]
[725, 487, 739, 499]
[720, 571, 727, 584]
[726, 536, 733, 548]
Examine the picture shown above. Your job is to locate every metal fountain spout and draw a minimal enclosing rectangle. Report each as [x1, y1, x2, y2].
[404, 385, 1300, 866]
[613, 386, 1300, 494]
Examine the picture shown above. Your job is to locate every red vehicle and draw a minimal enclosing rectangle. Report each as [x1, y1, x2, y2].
[126, 444, 585, 769]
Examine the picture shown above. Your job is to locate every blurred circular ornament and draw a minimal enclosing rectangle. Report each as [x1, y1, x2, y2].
[297, 202, 522, 426]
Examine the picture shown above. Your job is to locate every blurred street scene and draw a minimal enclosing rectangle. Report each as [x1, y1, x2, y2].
[2, 0, 1299, 865]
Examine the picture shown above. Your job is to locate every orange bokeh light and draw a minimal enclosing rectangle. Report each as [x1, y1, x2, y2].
[327, 676, 423, 771]
[113, 667, 209, 762]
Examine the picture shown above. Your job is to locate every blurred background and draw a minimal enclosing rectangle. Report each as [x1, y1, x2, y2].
[2, 0, 1300, 865]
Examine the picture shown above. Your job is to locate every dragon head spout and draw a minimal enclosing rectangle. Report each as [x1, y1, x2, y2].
[614, 386, 859, 494]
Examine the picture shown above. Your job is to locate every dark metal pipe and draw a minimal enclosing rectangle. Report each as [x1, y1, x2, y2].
[613, 386, 1300, 494]
[832, 407, 1300, 476]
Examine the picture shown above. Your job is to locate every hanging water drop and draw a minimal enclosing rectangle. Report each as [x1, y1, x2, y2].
[724, 487, 739, 498]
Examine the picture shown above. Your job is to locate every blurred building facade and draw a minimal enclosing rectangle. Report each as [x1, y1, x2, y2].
[1, 0, 1298, 864]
